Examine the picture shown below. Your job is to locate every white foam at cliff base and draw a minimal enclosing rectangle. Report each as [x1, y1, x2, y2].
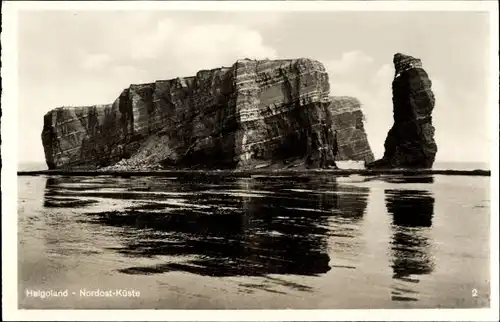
[337, 161, 366, 169]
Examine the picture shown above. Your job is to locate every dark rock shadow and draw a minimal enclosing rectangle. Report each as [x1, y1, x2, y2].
[43, 174, 369, 285]
[382, 175, 434, 184]
[361, 174, 434, 184]
[44, 177, 102, 208]
[385, 188, 435, 302]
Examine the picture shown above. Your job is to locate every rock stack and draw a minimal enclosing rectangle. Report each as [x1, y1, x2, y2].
[367, 53, 437, 169]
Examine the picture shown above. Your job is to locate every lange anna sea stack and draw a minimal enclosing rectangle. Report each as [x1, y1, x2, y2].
[367, 53, 437, 169]
[41, 58, 374, 170]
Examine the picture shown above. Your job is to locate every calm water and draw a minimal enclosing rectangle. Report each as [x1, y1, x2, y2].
[18, 173, 491, 309]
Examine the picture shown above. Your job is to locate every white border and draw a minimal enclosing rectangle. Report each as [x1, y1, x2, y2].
[1, 0, 498, 11]
[2, 1, 499, 321]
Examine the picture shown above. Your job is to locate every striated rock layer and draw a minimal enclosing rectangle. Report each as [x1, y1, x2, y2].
[367, 53, 437, 169]
[42, 58, 374, 170]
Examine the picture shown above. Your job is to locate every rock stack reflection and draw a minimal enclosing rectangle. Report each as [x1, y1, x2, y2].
[43, 174, 369, 281]
[385, 189, 435, 302]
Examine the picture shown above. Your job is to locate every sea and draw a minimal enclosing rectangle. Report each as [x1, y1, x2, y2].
[16, 161, 491, 309]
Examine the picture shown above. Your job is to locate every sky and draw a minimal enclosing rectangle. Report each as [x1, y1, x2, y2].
[17, 9, 493, 165]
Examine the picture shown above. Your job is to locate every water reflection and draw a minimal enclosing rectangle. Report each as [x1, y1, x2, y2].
[365, 174, 435, 184]
[385, 189, 435, 302]
[384, 175, 434, 184]
[42, 175, 370, 283]
[18, 173, 489, 309]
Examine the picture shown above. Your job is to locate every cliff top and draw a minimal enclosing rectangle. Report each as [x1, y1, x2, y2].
[393, 53, 423, 76]
[47, 57, 327, 112]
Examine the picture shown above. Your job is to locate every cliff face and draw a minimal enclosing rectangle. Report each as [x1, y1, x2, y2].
[42, 58, 374, 170]
[367, 53, 437, 169]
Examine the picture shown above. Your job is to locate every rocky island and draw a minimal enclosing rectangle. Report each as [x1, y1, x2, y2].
[367, 53, 437, 169]
[41, 58, 374, 170]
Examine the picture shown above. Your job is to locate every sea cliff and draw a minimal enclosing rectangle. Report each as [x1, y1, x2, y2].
[42, 58, 374, 170]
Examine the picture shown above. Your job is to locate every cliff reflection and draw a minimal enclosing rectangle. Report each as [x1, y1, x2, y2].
[385, 189, 435, 302]
[43, 174, 369, 279]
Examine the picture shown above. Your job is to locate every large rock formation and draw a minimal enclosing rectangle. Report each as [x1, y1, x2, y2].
[42, 58, 374, 170]
[367, 53, 437, 169]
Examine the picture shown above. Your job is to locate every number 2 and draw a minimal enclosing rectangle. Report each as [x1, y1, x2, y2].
[472, 289, 478, 297]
